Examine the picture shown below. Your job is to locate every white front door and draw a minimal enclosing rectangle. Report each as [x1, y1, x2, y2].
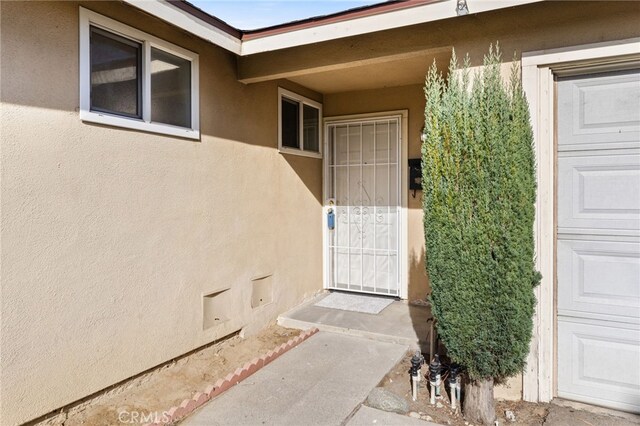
[556, 69, 640, 413]
[324, 117, 401, 296]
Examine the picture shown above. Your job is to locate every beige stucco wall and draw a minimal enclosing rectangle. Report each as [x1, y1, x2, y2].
[0, 2, 324, 424]
[3, 2, 639, 423]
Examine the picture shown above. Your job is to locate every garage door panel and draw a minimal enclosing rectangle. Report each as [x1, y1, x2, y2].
[557, 69, 640, 412]
[557, 239, 640, 321]
[558, 70, 640, 150]
[557, 153, 640, 234]
[558, 320, 640, 412]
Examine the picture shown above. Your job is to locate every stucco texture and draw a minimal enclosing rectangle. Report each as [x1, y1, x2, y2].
[3, 1, 640, 423]
[1, 2, 322, 424]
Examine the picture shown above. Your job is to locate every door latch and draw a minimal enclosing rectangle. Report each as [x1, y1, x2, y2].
[327, 208, 335, 230]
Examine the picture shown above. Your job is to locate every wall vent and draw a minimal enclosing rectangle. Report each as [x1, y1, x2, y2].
[202, 288, 231, 330]
[251, 274, 273, 309]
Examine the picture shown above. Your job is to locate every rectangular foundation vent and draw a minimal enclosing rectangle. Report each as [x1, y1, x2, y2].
[203, 288, 231, 330]
[251, 274, 273, 309]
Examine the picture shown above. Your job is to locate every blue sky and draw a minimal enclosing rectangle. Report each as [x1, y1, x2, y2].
[189, 1, 379, 30]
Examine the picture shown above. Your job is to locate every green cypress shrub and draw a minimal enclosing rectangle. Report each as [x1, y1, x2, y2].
[422, 45, 540, 409]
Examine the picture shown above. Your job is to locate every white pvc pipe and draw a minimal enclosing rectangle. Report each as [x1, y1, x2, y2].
[450, 382, 457, 409]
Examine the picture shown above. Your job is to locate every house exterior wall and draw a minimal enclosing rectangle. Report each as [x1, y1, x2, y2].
[324, 84, 524, 401]
[0, 2, 323, 425]
[320, 3, 639, 403]
[312, 0, 640, 303]
[2, 1, 639, 423]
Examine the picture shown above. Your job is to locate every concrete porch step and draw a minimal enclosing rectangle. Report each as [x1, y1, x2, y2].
[278, 292, 433, 352]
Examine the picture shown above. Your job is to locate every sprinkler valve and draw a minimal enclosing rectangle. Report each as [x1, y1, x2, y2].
[429, 354, 442, 404]
[448, 364, 460, 410]
[410, 352, 423, 377]
[410, 351, 424, 401]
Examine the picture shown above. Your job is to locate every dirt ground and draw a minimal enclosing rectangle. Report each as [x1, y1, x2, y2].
[39, 325, 298, 426]
[372, 351, 556, 426]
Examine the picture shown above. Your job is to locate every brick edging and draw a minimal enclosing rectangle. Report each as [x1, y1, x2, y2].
[144, 328, 319, 425]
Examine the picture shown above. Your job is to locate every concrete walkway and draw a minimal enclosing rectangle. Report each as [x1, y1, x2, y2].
[182, 332, 438, 426]
[278, 293, 433, 352]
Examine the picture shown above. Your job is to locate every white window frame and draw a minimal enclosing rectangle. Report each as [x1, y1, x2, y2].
[277, 87, 322, 158]
[79, 7, 200, 139]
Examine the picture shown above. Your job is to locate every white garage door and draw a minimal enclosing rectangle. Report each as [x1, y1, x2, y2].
[557, 69, 640, 413]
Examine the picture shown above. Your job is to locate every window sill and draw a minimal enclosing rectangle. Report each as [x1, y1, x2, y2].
[80, 110, 200, 140]
[278, 147, 322, 159]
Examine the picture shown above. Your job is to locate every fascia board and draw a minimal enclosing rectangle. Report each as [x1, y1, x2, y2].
[240, 0, 545, 55]
[123, 0, 545, 56]
[123, 0, 242, 54]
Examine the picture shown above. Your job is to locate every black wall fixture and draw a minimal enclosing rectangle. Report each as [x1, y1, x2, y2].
[408, 158, 422, 198]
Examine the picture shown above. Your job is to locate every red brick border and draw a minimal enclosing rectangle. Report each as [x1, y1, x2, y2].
[144, 328, 319, 425]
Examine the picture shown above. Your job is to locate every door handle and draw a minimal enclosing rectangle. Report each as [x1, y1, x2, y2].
[327, 208, 335, 230]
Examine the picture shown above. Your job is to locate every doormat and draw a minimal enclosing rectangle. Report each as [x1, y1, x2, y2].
[315, 292, 394, 314]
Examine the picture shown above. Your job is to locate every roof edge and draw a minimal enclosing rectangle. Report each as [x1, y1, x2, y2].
[239, 0, 545, 55]
[167, 0, 242, 39]
[124, 0, 546, 56]
[241, 0, 427, 40]
[123, 0, 242, 54]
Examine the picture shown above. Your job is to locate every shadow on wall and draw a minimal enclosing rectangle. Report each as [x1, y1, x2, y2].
[0, 1, 327, 206]
[281, 153, 323, 205]
[408, 244, 436, 356]
[0, 1, 278, 147]
[409, 245, 429, 302]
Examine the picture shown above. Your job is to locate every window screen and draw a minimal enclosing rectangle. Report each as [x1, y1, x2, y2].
[303, 104, 320, 153]
[151, 48, 191, 128]
[90, 26, 141, 118]
[281, 97, 300, 149]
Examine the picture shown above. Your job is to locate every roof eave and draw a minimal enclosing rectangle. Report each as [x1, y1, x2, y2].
[240, 0, 546, 55]
[122, 0, 243, 54]
[123, 0, 546, 56]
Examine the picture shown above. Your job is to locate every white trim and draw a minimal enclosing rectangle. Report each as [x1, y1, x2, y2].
[521, 37, 640, 404]
[79, 7, 200, 140]
[400, 111, 409, 300]
[522, 38, 640, 68]
[277, 88, 323, 159]
[322, 110, 409, 299]
[122, 0, 242, 55]
[124, 0, 543, 56]
[240, 0, 544, 55]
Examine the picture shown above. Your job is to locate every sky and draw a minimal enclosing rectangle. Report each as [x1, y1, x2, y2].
[189, 1, 380, 30]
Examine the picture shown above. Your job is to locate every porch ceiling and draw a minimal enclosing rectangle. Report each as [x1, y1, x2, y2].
[286, 49, 452, 94]
[236, 1, 640, 94]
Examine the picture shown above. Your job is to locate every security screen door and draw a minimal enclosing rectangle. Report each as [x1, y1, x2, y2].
[325, 117, 401, 296]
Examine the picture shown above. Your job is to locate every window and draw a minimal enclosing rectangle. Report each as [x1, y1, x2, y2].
[278, 88, 322, 158]
[80, 8, 199, 139]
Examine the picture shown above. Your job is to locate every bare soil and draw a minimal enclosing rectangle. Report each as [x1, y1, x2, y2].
[374, 351, 549, 426]
[39, 325, 298, 426]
